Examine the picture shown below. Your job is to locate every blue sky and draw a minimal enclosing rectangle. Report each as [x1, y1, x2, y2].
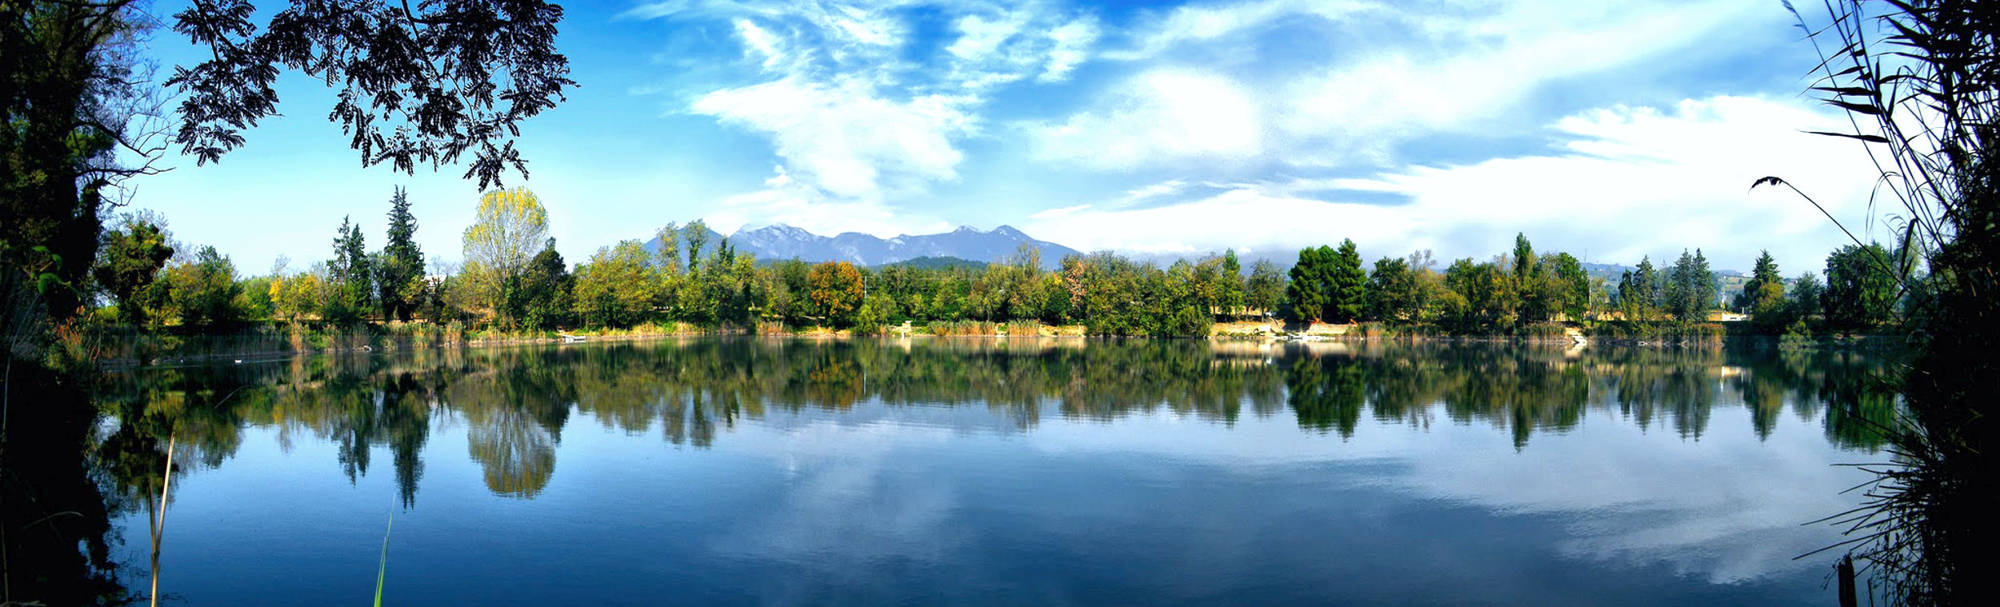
[130, 0, 1886, 275]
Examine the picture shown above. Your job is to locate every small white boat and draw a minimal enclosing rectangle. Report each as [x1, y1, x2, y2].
[561, 334, 587, 344]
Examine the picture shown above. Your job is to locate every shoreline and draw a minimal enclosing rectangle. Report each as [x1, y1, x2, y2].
[88, 321, 1903, 369]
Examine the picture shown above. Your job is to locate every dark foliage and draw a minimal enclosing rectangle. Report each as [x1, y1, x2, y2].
[166, 0, 575, 190]
[1770, 1, 1999, 604]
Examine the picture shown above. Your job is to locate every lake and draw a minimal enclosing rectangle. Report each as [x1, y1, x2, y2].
[92, 338, 1894, 605]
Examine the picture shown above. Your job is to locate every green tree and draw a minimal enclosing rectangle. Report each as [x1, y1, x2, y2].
[767, 260, 813, 324]
[1036, 273, 1071, 324]
[702, 239, 759, 327]
[1245, 259, 1286, 318]
[92, 216, 175, 326]
[1443, 258, 1516, 333]
[270, 271, 324, 324]
[1512, 233, 1536, 281]
[377, 188, 425, 321]
[1736, 251, 1781, 310]
[1663, 249, 1715, 322]
[1737, 251, 1787, 330]
[853, 292, 895, 335]
[1546, 252, 1588, 321]
[1617, 256, 1662, 321]
[1216, 249, 1244, 316]
[1821, 243, 1897, 331]
[164, 246, 241, 327]
[1328, 239, 1367, 322]
[508, 239, 573, 331]
[1285, 247, 1333, 322]
[682, 220, 711, 274]
[653, 223, 683, 275]
[1787, 272, 1823, 326]
[1368, 257, 1417, 322]
[233, 275, 275, 321]
[324, 216, 373, 325]
[573, 241, 662, 328]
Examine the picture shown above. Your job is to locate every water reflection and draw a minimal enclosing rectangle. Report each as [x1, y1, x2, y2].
[63, 338, 1910, 605]
[89, 339, 1898, 509]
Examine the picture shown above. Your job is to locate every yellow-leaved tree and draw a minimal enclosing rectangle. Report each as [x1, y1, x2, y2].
[462, 188, 550, 322]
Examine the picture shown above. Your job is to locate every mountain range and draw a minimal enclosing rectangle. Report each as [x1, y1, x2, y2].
[642, 223, 1080, 270]
[632, 224, 1746, 279]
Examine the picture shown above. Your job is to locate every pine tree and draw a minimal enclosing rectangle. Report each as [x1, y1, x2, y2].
[378, 187, 425, 321]
[1285, 246, 1332, 322]
[1329, 239, 1367, 322]
[1619, 256, 1661, 321]
[1512, 233, 1536, 280]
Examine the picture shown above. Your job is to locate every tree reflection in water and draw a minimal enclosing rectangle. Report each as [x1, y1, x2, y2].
[85, 338, 1900, 513]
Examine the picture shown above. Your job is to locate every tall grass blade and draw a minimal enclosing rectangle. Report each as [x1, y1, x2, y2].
[373, 514, 393, 607]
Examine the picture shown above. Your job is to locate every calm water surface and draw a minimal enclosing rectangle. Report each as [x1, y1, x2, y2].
[95, 338, 1895, 605]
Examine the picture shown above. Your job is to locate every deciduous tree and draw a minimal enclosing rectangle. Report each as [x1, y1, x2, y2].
[807, 261, 864, 327]
[1822, 243, 1897, 330]
[462, 187, 549, 322]
[93, 216, 175, 325]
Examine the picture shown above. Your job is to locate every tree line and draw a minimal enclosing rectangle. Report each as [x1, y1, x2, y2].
[86, 187, 1914, 340]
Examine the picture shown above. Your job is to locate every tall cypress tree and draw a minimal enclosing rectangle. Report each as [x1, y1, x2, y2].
[1692, 249, 1716, 314]
[1512, 233, 1536, 280]
[378, 187, 425, 321]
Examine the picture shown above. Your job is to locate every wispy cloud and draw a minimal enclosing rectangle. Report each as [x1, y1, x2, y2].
[1033, 0, 1780, 171]
[1026, 69, 1263, 170]
[1024, 96, 1878, 270]
[633, 0, 1100, 233]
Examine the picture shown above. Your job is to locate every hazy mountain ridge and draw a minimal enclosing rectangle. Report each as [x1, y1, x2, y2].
[643, 223, 1080, 270]
[631, 225, 1745, 280]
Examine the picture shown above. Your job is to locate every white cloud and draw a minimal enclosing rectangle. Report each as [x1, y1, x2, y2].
[1025, 96, 1880, 271]
[1027, 69, 1262, 170]
[1279, 1, 1759, 163]
[1105, 0, 1373, 61]
[701, 166, 953, 237]
[1040, 17, 1099, 82]
[692, 77, 975, 200]
[1044, 0, 1779, 171]
[639, 1, 1102, 234]
[1029, 203, 1092, 220]
[733, 18, 783, 68]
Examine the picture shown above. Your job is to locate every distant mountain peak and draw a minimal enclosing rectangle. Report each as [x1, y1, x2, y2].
[740, 223, 811, 237]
